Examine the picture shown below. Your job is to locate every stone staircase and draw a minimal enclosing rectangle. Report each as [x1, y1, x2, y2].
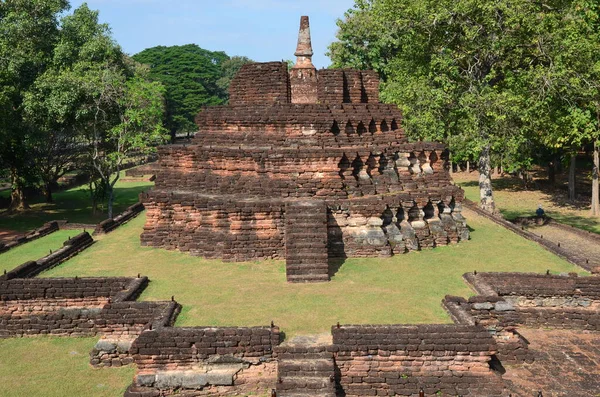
[284, 200, 329, 283]
[275, 335, 337, 397]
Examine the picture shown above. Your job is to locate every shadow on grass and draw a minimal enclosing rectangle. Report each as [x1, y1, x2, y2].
[329, 257, 346, 279]
[0, 185, 153, 232]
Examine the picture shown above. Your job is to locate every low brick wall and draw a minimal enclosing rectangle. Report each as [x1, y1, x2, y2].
[0, 277, 178, 338]
[94, 202, 145, 235]
[131, 325, 281, 371]
[331, 324, 504, 396]
[126, 325, 281, 395]
[443, 272, 600, 363]
[0, 232, 94, 280]
[0, 221, 59, 254]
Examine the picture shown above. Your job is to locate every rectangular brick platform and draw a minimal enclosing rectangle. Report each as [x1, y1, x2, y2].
[285, 201, 329, 283]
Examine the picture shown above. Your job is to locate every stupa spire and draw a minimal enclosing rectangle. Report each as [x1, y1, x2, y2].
[293, 16, 315, 68]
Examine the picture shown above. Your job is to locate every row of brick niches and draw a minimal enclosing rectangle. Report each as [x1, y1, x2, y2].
[141, 191, 469, 262]
[2, 273, 599, 395]
[153, 144, 450, 199]
[228, 62, 379, 105]
[194, 103, 402, 140]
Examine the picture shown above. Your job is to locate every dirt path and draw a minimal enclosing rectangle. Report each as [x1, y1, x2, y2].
[527, 223, 600, 272]
[0, 228, 22, 244]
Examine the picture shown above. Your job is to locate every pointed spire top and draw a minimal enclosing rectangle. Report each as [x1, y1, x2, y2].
[293, 16, 315, 69]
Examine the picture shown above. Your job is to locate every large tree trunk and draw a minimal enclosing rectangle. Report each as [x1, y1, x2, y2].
[568, 153, 576, 202]
[478, 145, 496, 213]
[548, 158, 556, 184]
[592, 140, 599, 217]
[43, 181, 53, 203]
[8, 167, 29, 211]
[466, 160, 470, 173]
[107, 185, 114, 219]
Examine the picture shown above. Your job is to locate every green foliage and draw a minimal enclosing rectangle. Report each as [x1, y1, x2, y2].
[330, 0, 600, 173]
[133, 45, 252, 134]
[0, 0, 70, 207]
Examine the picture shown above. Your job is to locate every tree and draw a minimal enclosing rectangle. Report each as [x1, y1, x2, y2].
[21, 3, 168, 216]
[330, 0, 600, 215]
[84, 68, 168, 218]
[133, 45, 235, 139]
[522, 0, 600, 212]
[0, 0, 70, 209]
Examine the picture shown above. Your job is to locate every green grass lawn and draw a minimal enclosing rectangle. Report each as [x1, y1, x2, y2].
[43, 209, 583, 337]
[0, 174, 153, 232]
[455, 174, 600, 234]
[0, 229, 84, 273]
[0, 337, 134, 397]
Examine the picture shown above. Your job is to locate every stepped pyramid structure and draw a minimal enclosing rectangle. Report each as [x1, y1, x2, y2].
[141, 16, 469, 282]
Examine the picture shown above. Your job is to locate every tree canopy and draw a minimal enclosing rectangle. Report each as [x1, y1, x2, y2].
[329, 0, 600, 214]
[1, 1, 168, 215]
[133, 45, 253, 136]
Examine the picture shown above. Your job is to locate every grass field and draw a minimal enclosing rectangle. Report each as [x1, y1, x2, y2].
[0, 174, 153, 232]
[454, 173, 600, 234]
[43, 208, 583, 337]
[0, 229, 84, 273]
[0, 337, 134, 397]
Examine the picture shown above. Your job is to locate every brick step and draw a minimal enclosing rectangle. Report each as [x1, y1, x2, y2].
[286, 268, 329, 276]
[277, 376, 335, 391]
[285, 252, 329, 260]
[287, 274, 329, 283]
[276, 352, 333, 360]
[285, 261, 329, 268]
[277, 391, 336, 397]
[284, 242, 328, 249]
[285, 263, 329, 270]
[286, 233, 327, 238]
[278, 359, 334, 377]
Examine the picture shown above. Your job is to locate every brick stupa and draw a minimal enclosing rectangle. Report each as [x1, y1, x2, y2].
[141, 16, 469, 282]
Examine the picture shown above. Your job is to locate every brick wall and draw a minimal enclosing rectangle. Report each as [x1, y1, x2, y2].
[443, 273, 600, 363]
[0, 277, 177, 338]
[331, 324, 504, 396]
[229, 62, 290, 105]
[141, 189, 468, 261]
[94, 202, 145, 235]
[130, 325, 281, 371]
[1, 232, 94, 280]
[0, 221, 59, 254]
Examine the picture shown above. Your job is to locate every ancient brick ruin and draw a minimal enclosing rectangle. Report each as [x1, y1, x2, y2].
[1, 263, 599, 395]
[141, 16, 468, 282]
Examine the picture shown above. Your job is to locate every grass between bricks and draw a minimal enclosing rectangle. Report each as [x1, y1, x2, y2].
[0, 174, 153, 232]
[42, 209, 584, 337]
[0, 337, 134, 397]
[0, 229, 84, 273]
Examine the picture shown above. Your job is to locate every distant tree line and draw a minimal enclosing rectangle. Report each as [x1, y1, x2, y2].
[133, 45, 253, 140]
[0, 0, 252, 216]
[329, 0, 600, 216]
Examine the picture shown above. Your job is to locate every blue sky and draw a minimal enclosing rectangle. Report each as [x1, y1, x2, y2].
[69, 0, 356, 69]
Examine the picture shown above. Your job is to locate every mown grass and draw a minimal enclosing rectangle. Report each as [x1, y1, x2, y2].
[43, 209, 583, 337]
[454, 173, 600, 234]
[0, 229, 84, 273]
[0, 337, 134, 397]
[0, 174, 153, 232]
